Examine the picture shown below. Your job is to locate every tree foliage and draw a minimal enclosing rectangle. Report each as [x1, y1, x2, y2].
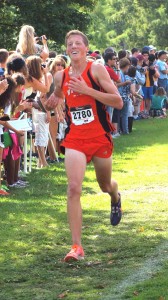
[0, 0, 95, 50]
[0, 0, 167, 52]
[87, 0, 168, 51]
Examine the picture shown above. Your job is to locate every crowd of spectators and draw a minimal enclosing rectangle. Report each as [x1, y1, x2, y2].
[0, 25, 167, 195]
[93, 45, 168, 136]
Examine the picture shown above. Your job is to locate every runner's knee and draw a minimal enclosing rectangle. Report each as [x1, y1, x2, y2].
[67, 182, 82, 199]
[99, 182, 112, 193]
[99, 180, 118, 193]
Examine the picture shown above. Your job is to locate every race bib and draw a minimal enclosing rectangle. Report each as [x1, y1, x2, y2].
[70, 105, 94, 126]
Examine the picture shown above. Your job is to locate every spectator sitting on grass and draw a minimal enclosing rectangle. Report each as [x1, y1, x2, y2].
[150, 87, 168, 118]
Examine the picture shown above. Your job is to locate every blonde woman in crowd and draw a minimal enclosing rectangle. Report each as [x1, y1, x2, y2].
[16, 25, 49, 61]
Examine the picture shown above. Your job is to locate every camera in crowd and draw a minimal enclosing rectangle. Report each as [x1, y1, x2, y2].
[137, 67, 146, 73]
[41, 63, 46, 68]
[37, 36, 47, 42]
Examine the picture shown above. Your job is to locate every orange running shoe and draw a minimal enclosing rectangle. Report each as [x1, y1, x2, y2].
[0, 189, 10, 196]
[64, 244, 84, 262]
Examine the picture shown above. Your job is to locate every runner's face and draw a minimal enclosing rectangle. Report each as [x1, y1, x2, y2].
[66, 35, 88, 61]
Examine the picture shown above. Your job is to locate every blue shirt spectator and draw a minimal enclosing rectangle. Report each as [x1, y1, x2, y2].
[156, 59, 167, 79]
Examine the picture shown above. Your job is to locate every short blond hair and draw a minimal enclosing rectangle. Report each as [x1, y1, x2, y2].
[65, 30, 89, 46]
[119, 58, 130, 69]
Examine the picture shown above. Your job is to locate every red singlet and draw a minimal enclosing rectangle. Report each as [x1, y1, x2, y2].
[62, 61, 114, 139]
[61, 61, 114, 162]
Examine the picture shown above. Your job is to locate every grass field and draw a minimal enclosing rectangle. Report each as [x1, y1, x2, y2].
[0, 118, 168, 300]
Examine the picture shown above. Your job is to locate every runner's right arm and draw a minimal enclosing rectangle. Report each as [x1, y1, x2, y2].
[45, 71, 64, 110]
[45, 71, 65, 122]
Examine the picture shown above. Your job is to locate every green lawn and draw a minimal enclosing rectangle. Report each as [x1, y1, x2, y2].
[0, 118, 168, 300]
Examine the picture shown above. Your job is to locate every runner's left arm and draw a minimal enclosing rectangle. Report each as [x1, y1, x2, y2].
[68, 63, 123, 109]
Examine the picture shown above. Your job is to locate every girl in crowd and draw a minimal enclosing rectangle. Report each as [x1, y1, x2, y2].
[47, 56, 66, 163]
[7, 54, 50, 97]
[16, 25, 49, 61]
[27, 56, 52, 168]
[150, 87, 168, 117]
[6, 54, 51, 175]
[126, 66, 143, 132]
[0, 76, 24, 193]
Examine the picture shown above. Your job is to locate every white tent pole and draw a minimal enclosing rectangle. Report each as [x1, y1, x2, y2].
[29, 133, 32, 172]
[23, 113, 28, 173]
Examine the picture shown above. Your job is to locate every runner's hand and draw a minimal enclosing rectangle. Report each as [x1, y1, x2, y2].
[68, 76, 89, 94]
[45, 93, 62, 110]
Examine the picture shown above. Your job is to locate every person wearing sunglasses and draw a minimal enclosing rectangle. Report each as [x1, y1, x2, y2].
[50, 57, 66, 75]
[47, 57, 66, 163]
[104, 53, 120, 82]
[104, 52, 121, 135]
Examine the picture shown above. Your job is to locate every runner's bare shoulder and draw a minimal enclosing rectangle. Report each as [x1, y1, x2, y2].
[90, 61, 109, 83]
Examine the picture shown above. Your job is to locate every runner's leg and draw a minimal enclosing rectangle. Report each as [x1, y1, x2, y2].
[92, 156, 119, 203]
[65, 148, 87, 246]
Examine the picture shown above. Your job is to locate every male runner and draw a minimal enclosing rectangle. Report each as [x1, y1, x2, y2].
[46, 30, 123, 262]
